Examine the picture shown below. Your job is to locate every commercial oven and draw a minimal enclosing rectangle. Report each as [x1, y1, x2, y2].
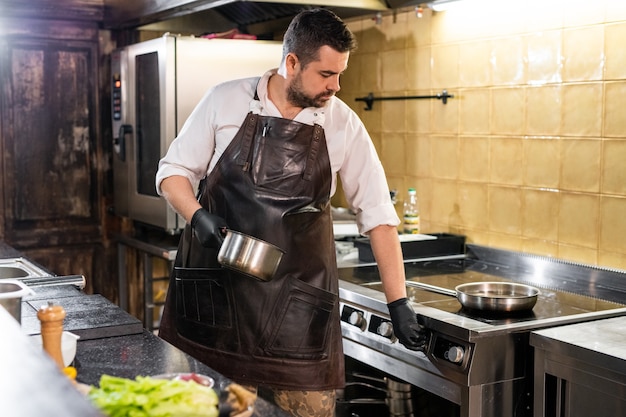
[111, 34, 282, 233]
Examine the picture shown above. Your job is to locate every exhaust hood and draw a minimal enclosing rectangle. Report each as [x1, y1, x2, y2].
[103, 0, 395, 36]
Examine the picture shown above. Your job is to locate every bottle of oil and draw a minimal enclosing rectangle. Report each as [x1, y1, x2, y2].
[403, 188, 420, 234]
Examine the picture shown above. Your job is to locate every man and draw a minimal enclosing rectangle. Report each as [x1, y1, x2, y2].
[156, 8, 427, 417]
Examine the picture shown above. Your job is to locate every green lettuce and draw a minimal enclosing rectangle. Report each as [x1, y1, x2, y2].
[88, 375, 219, 417]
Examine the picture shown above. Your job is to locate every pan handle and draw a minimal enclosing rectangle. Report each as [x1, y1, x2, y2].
[405, 281, 457, 297]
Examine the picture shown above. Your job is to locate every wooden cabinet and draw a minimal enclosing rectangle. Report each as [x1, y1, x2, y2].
[0, 10, 118, 299]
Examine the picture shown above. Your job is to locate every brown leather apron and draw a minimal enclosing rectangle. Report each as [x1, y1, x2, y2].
[159, 98, 344, 391]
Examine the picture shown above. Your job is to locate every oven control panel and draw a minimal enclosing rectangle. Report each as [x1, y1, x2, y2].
[431, 334, 471, 368]
[340, 304, 396, 341]
[368, 314, 394, 339]
[340, 304, 367, 331]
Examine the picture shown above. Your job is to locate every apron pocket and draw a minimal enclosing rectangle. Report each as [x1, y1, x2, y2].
[256, 276, 337, 360]
[174, 267, 236, 346]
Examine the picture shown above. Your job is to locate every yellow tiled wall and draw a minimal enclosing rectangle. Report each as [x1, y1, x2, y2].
[337, 0, 626, 270]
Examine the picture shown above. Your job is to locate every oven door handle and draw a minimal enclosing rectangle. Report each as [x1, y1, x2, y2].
[114, 124, 132, 161]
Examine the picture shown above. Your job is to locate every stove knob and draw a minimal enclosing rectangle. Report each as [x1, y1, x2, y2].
[349, 311, 365, 329]
[377, 321, 394, 338]
[445, 346, 465, 364]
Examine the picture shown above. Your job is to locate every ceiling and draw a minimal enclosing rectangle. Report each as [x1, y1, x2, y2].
[103, 0, 420, 37]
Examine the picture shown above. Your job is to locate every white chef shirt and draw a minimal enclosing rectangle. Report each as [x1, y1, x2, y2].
[156, 70, 399, 234]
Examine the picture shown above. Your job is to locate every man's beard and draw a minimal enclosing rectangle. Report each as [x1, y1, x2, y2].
[287, 73, 334, 108]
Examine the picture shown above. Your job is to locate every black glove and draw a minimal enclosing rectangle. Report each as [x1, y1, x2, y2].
[191, 208, 228, 248]
[388, 297, 429, 351]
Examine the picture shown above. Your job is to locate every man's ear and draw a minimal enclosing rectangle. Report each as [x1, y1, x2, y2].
[285, 53, 299, 75]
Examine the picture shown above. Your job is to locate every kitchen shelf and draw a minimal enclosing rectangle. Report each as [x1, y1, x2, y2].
[117, 232, 178, 332]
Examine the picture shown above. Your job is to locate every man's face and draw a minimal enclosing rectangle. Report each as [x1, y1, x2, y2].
[286, 45, 349, 108]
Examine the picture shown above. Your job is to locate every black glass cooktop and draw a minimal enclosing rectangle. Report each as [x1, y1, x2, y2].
[338, 256, 626, 326]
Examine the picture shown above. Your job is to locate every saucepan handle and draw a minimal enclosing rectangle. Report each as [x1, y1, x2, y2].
[405, 281, 457, 297]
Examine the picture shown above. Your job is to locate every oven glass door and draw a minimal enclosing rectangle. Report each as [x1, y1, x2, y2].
[135, 51, 161, 198]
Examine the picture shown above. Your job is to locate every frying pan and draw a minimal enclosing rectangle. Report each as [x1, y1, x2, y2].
[405, 281, 540, 312]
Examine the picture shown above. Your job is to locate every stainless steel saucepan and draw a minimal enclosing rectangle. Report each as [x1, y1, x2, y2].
[217, 229, 285, 282]
[405, 281, 540, 312]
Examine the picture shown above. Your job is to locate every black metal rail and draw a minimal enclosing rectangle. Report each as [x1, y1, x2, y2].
[355, 90, 453, 110]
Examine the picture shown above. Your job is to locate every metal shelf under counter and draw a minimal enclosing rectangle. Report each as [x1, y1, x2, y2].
[117, 231, 180, 332]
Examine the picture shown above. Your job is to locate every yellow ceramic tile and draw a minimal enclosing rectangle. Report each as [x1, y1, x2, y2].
[382, 49, 406, 92]
[406, 47, 431, 92]
[406, 97, 431, 134]
[522, 239, 559, 258]
[466, 230, 490, 246]
[415, 47, 432, 91]
[602, 140, 626, 195]
[381, 12, 408, 51]
[430, 135, 459, 179]
[430, 8, 459, 44]
[604, 81, 626, 137]
[523, 138, 560, 188]
[487, 232, 523, 252]
[340, 56, 360, 94]
[557, 244, 598, 265]
[406, 8, 432, 48]
[431, 91, 459, 134]
[430, 2, 525, 41]
[380, 133, 405, 176]
[598, 251, 626, 271]
[524, 1, 564, 32]
[459, 136, 489, 182]
[488, 185, 522, 235]
[358, 102, 382, 133]
[490, 87, 525, 135]
[605, 23, 626, 80]
[522, 188, 559, 241]
[430, 179, 458, 225]
[563, 0, 606, 27]
[381, 100, 406, 132]
[492, 36, 526, 86]
[561, 139, 601, 192]
[600, 196, 626, 253]
[526, 85, 561, 136]
[605, 0, 626, 22]
[406, 135, 432, 177]
[558, 193, 600, 249]
[405, 133, 420, 174]
[415, 177, 432, 223]
[431, 43, 460, 90]
[358, 52, 381, 93]
[459, 40, 492, 87]
[368, 131, 383, 155]
[406, 48, 419, 91]
[466, 2, 528, 38]
[459, 89, 489, 134]
[490, 137, 523, 185]
[527, 30, 563, 85]
[458, 182, 489, 229]
[561, 83, 603, 137]
[357, 18, 385, 55]
[562, 26, 604, 82]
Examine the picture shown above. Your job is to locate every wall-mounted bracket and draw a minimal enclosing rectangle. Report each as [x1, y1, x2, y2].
[355, 90, 453, 110]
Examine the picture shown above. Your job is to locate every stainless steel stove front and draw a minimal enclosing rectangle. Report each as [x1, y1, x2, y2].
[337, 245, 626, 417]
[339, 283, 531, 417]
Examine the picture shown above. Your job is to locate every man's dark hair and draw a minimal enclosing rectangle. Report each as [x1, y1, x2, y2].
[282, 8, 357, 68]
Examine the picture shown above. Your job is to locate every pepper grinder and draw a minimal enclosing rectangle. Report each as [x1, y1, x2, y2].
[37, 301, 66, 369]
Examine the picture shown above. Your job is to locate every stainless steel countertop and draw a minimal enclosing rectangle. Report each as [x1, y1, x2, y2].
[531, 316, 626, 366]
